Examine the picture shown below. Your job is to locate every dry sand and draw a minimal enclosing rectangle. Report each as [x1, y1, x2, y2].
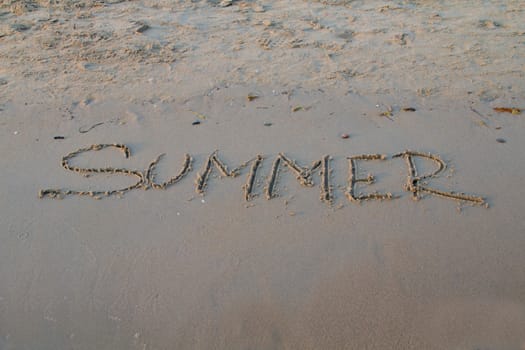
[1, 0, 525, 349]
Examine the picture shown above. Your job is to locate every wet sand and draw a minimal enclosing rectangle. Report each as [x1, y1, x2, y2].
[1, 1, 524, 349]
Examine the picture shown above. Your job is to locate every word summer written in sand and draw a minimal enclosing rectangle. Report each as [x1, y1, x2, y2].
[39, 144, 486, 207]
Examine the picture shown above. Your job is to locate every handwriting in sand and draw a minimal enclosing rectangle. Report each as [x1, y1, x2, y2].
[39, 144, 486, 207]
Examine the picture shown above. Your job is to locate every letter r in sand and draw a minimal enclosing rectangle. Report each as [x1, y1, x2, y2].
[394, 150, 485, 205]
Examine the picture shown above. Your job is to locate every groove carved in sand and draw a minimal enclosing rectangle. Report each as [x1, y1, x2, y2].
[195, 151, 260, 195]
[146, 153, 193, 190]
[346, 154, 393, 202]
[39, 144, 486, 207]
[39, 143, 144, 200]
[243, 155, 264, 201]
[265, 153, 324, 200]
[393, 150, 486, 205]
[319, 155, 333, 204]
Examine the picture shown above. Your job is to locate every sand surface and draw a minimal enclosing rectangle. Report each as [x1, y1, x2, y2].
[1, 1, 525, 349]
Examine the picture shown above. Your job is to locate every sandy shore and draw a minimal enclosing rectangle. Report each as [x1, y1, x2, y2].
[1, 1, 525, 349]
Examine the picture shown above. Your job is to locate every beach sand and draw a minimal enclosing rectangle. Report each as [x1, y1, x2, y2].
[1, 1, 525, 349]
